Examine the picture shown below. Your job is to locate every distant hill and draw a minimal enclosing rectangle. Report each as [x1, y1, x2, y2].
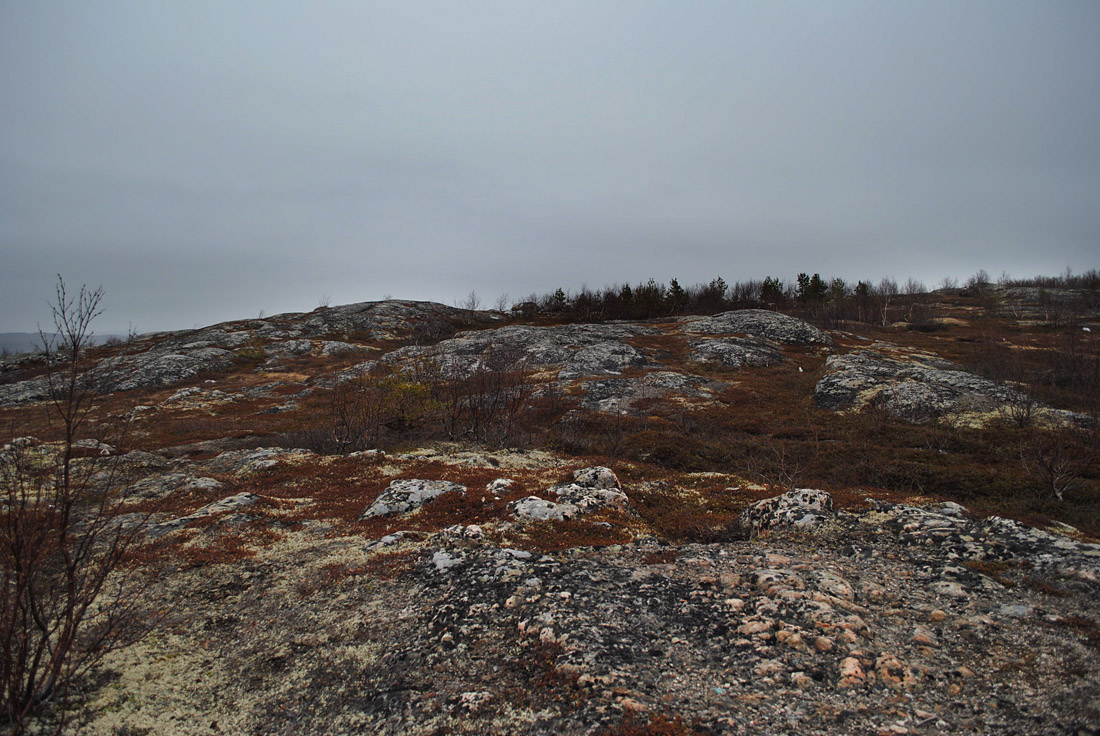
[0, 332, 124, 356]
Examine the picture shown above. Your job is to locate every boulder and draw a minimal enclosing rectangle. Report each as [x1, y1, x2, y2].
[510, 467, 629, 521]
[548, 466, 630, 514]
[486, 478, 515, 495]
[740, 489, 834, 535]
[360, 479, 466, 519]
[570, 466, 620, 489]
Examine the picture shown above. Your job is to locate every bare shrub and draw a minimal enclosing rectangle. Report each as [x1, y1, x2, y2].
[440, 367, 535, 446]
[296, 365, 437, 454]
[1, 278, 158, 734]
[744, 434, 818, 491]
[1019, 424, 1096, 502]
[298, 349, 539, 453]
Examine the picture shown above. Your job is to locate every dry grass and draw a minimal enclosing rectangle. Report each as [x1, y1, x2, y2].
[594, 712, 709, 736]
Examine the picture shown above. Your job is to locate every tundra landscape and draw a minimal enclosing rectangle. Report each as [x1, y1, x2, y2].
[2, 273, 1098, 735]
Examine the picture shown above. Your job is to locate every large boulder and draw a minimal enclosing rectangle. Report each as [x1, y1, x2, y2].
[740, 489, 834, 535]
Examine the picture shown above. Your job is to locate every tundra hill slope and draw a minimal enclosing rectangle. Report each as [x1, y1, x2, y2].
[1, 288, 1099, 734]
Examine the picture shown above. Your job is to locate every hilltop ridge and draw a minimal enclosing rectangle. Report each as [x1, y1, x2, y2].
[1, 282, 1099, 734]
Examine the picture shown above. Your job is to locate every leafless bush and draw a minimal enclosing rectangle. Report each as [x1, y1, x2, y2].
[297, 364, 437, 454]
[744, 433, 819, 491]
[425, 348, 537, 447]
[300, 349, 540, 453]
[998, 389, 1039, 428]
[1019, 424, 1097, 502]
[1, 278, 157, 734]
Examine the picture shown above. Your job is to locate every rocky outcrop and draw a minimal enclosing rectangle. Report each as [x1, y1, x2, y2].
[122, 473, 222, 501]
[509, 496, 578, 521]
[683, 309, 834, 346]
[689, 335, 784, 369]
[381, 323, 656, 380]
[0, 346, 238, 406]
[150, 492, 260, 536]
[578, 371, 721, 412]
[102, 348, 238, 392]
[198, 447, 312, 475]
[78, 444, 1100, 736]
[814, 344, 1024, 421]
[298, 300, 504, 342]
[0, 375, 52, 407]
[360, 479, 466, 519]
[0, 300, 508, 407]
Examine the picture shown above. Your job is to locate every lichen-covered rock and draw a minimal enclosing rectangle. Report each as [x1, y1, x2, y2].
[509, 496, 577, 521]
[382, 323, 656, 379]
[0, 375, 52, 407]
[689, 336, 784, 369]
[103, 348, 237, 392]
[486, 478, 515, 495]
[683, 309, 833, 346]
[740, 489, 834, 534]
[71, 438, 113, 452]
[81, 444, 1100, 736]
[571, 466, 620, 490]
[298, 300, 503, 342]
[552, 483, 630, 514]
[547, 466, 630, 514]
[510, 467, 628, 521]
[814, 344, 1024, 420]
[579, 372, 719, 413]
[150, 492, 260, 536]
[360, 479, 466, 519]
[265, 339, 315, 358]
[319, 340, 361, 356]
[199, 447, 311, 475]
[123, 473, 222, 501]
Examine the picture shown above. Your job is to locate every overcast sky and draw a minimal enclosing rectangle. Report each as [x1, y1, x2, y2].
[2, 1, 1098, 334]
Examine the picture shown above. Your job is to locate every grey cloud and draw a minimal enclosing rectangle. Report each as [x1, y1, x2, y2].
[2, 1, 1098, 332]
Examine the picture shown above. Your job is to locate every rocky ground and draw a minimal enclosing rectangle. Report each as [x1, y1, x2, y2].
[3, 292, 1099, 735]
[50, 446, 1096, 736]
